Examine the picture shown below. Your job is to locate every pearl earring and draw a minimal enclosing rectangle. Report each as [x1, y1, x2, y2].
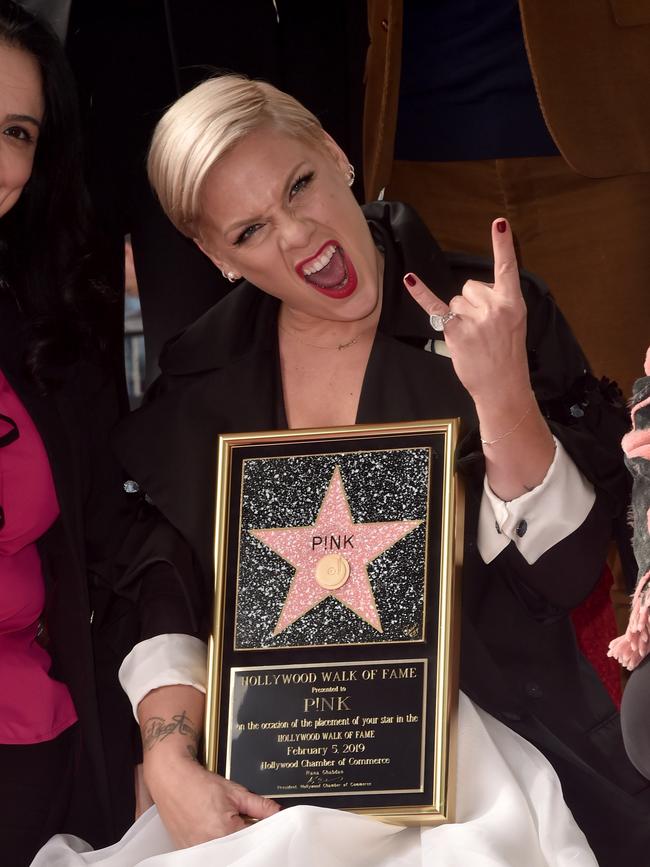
[345, 164, 355, 187]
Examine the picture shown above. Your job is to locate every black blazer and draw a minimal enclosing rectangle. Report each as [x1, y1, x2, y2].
[0, 294, 137, 847]
[114, 202, 650, 865]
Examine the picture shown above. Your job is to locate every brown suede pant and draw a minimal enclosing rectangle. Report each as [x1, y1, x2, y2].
[387, 156, 650, 396]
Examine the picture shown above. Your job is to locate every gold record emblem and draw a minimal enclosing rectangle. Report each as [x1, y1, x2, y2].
[315, 553, 350, 590]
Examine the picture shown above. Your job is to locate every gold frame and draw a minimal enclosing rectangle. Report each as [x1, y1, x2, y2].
[205, 419, 464, 826]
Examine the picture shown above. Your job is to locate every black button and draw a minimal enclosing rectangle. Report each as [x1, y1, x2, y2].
[569, 404, 584, 418]
[516, 519, 527, 537]
[525, 682, 543, 699]
[495, 520, 502, 535]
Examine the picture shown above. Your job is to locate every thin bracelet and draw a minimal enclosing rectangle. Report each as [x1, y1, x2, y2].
[480, 402, 535, 446]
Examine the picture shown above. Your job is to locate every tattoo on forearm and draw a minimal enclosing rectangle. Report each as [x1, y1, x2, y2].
[142, 710, 199, 753]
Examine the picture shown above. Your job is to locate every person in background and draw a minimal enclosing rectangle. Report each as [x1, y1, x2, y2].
[609, 347, 650, 780]
[0, 2, 137, 861]
[64, 0, 368, 385]
[364, 0, 650, 398]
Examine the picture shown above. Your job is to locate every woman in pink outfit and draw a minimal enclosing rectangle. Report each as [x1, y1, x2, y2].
[0, 1, 137, 862]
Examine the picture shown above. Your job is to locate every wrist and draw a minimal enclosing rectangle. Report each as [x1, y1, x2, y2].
[474, 387, 536, 432]
[143, 738, 199, 788]
[143, 733, 199, 762]
[479, 402, 535, 447]
[472, 377, 533, 416]
[140, 708, 201, 767]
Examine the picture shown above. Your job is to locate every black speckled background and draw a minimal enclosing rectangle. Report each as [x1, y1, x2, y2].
[235, 448, 430, 649]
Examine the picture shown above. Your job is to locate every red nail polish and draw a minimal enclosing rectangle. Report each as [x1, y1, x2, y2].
[405, 273, 416, 287]
[497, 220, 507, 234]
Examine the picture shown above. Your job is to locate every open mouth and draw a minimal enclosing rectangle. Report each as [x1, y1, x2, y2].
[296, 241, 358, 299]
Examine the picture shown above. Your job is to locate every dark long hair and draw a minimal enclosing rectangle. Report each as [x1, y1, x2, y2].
[0, 0, 111, 389]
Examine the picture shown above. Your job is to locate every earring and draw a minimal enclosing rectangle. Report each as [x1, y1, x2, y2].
[345, 164, 355, 187]
[221, 269, 238, 283]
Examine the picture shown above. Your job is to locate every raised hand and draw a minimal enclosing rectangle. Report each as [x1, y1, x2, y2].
[404, 218, 555, 500]
[404, 218, 530, 403]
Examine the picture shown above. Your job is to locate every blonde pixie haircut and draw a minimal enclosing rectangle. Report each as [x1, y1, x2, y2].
[148, 74, 327, 238]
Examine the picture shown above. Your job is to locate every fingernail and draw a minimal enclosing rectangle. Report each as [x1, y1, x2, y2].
[404, 273, 416, 287]
[497, 220, 507, 234]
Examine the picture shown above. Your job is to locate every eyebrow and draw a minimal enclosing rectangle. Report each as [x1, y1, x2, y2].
[5, 113, 41, 129]
[223, 161, 308, 235]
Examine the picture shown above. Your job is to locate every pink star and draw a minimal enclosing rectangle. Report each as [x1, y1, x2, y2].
[250, 466, 422, 636]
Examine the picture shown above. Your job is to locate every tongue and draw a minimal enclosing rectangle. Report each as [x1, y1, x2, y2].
[305, 248, 346, 289]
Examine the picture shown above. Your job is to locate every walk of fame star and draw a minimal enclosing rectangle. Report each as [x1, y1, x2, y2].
[249, 466, 422, 636]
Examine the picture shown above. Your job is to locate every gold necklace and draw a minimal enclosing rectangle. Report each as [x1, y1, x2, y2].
[278, 322, 373, 351]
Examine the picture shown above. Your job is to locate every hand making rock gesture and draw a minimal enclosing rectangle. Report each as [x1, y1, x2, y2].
[404, 218, 555, 501]
[404, 219, 529, 403]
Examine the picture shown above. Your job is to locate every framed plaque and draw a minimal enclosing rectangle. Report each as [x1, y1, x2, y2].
[205, 419, 463, 825]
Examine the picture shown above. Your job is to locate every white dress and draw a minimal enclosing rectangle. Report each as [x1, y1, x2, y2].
[34, 447, 599, 866]
[31, 694, 597, 867]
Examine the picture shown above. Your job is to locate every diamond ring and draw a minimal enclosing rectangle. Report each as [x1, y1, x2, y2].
[429, 311, 458, 332]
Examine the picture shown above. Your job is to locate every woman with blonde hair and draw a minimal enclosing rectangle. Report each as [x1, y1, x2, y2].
[35, 74, 649, 866]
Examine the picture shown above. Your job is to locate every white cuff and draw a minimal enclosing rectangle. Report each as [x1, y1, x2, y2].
[118, 634, 208, 721]
[424, 338, 452, 358]
[477, 437, 596, 565]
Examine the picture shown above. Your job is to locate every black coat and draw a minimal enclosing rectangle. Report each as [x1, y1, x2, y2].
[114, 202, 650, 865]
[0, 294, 137, 847]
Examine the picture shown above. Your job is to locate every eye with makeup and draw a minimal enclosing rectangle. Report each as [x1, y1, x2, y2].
[234, 222, 263, 246]
[3, 125, 35, 144]
[289, 170, 314, 199]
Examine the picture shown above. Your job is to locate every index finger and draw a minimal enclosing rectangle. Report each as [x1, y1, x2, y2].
[491, 219, 520, 297]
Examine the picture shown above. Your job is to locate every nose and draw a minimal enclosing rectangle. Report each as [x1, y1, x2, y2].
[277, 209, 314, 251]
